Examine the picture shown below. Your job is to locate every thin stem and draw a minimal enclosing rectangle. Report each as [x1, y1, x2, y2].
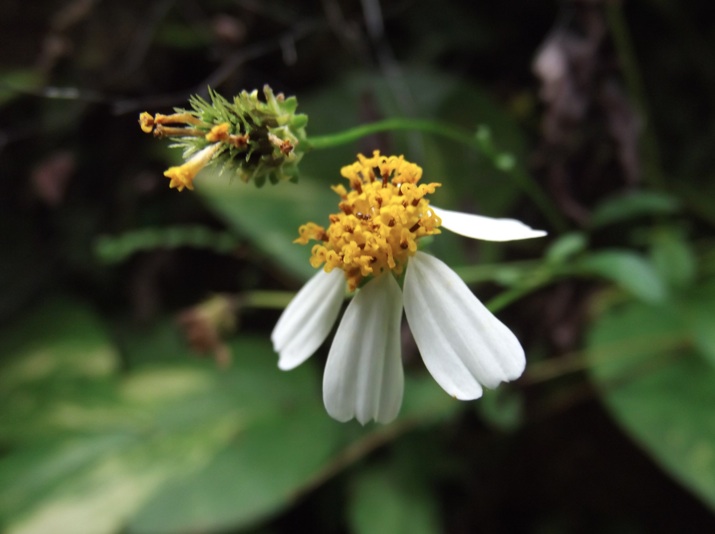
[306, 117, 468, 149]
[306, 118, 569, 233]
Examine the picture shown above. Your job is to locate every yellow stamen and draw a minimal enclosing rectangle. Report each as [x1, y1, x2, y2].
[154, 125, 203, 138]
[298, 151, 442, 291]
[139, 112, 155, 133]
[154, 112, 203, 126]
[205, 123, 230, 142]
[163, 143, 221, 192]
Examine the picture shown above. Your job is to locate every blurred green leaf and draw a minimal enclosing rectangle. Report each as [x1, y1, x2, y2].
[587, 297, 715, 512]
[0, 297, 119, 443]
[679, 278, 715, 367]
[348, 465, 441, 534]
[575, 250, 668, 304]
[476, 387, 524, 432]
[128, 404, 341, 534]
[590, 191, 680, 228]
[0, 69, 43, 106]
[545, 232, 588, 264]
[0, 298, 459, 534]
[0, 299, 345, 533]
[649, 228, 696, 290]
[196, 171, 336, 281]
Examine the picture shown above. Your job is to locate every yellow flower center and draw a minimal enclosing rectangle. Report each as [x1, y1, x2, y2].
[296, 151, 442, 291]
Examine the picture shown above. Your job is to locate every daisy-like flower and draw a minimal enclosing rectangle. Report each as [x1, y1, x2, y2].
[271, 151, 546, 424]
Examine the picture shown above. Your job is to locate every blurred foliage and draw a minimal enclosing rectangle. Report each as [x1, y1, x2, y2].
[1, 0, 715, 533]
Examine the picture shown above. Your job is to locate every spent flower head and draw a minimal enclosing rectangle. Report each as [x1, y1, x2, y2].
[139, 85, 307, 191]
[272, 151, 546, 424]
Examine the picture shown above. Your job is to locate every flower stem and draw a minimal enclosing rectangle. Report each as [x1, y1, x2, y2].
[306, 118, 467, 150]
[306, 118, 569, 232]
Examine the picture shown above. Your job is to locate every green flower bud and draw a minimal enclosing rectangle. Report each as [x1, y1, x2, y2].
[139, 85, 308, 191]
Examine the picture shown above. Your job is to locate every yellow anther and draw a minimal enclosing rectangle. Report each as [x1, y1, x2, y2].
[205, 123, 230, 142]
[139, 112, 155, 133]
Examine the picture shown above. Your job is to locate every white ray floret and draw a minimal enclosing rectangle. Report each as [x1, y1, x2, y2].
[272, 269, 345, 371]
[432, 206, 547, 242]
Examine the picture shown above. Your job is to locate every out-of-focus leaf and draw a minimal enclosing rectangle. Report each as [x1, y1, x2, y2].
[196, 170, 336, 281]
[0, 298, 456, 534]
[649, 228, 696, 290]
[0, 69, 43, 105]
[680, 278, 715, 367]
[590, 191, 680, 228]
[476, 387, 524, 432]
[155, 22, 213, 49]
[587, 298, 715, 512]
[0, 297, 119, 442]
[348, 466, 441, 534]
[545, 232, 587, 264]
[0, 299, 344, 533]
[575, 250, 668, 303]
[128, 403, 340, 534]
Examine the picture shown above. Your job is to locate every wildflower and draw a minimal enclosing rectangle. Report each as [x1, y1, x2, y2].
[271, 151, 546, 424]
[139, 85, 307, 190]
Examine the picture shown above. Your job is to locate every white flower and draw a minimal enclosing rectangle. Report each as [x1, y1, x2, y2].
[271, 152, 546, 424]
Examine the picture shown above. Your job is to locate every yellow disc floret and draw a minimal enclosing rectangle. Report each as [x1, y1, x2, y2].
[297, 151, 442, 291]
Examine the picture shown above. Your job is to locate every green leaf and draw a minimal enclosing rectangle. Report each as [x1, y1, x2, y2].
[0, 297, 119, 443]
[348, 466, 441, 534]
[128, 405, 340, 533]
[545, 232, 588, 264]
[649, 228, 696, 290]
[590, 191, 680, 228]
[0, 298, 458, 534]
[679, 278, 715, 367]
[476, 387, 524, 432]
[0, 299, 346, 533]
[587, 298, 715, 512]
[196, 170, 336, 281]
[575, 250, 668, 304]
[0, 69, 43, 106]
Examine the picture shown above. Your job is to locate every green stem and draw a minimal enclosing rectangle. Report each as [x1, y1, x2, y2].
[306, 118, 468, 150]
[306, 118, 569, 233]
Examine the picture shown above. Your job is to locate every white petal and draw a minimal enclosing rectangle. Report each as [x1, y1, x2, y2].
[271, 269, 345, 371]
[432, 205, 547, 242]
[323, 274, 404, 424]
[403, 251, 525, 399]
